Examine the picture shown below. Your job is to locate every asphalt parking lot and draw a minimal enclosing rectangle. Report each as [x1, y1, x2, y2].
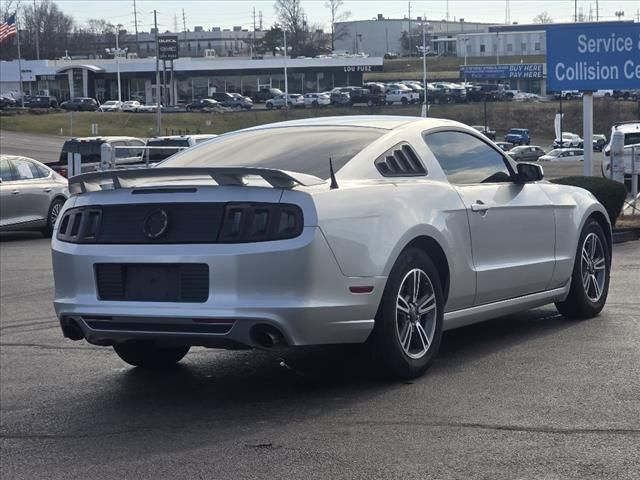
[0, 233, 638, 479]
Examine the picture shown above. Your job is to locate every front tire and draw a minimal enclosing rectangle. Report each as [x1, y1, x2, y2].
[555, 219, 610, 319]
[41, 197, 65, 237]
[368, 248, 444, 379]
[113, 341, 190, 368]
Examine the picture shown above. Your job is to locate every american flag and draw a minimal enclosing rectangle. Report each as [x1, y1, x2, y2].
[0, 13, 18, 44]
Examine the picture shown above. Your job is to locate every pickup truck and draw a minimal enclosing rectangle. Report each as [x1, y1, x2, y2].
[385, 89, 420, 105]
[349, 88, 385, 106]
[504, 128, 531, 146]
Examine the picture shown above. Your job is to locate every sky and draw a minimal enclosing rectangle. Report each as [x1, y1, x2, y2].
[52, 0, 640, 32]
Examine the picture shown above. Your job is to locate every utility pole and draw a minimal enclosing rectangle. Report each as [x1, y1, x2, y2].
[154, 10, 161, 135]
[504, 0, 511, 24]
[445, 0, 449, 21]
[283, 30, 289, 108]
[252, 7, 256, 58]
[259, 11, 263, 31]
[422, 17, 428, 118]
[182, 8, 187, 55]
[596, 0, 599, 21]
[575, 0, 578, 22]
[133, 0, 140, 55]
[408, 1, 412, 56]
[115, 25, 122, 102]
[33, 0, 40, 60]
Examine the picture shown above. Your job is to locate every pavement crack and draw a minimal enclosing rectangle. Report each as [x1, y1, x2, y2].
[346, 419, 640, 436]
[0, 342, 95, 351]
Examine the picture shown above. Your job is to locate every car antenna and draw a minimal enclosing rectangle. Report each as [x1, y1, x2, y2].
[329, 157, 339, 189]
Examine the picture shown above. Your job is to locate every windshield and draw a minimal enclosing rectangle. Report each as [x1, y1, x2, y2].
[159, 127, 386, 179]
[147, 139, 191, 162]
[625, 132, 640, 146]
[104, 101, 118, 105]
[508, 129, 525, 134]
[546, 149, 563, 157]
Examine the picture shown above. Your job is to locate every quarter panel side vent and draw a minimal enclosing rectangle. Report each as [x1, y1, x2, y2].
[375, 142, 427, 177]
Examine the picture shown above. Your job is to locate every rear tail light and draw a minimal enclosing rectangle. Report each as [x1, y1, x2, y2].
[218, 203, 303, 243]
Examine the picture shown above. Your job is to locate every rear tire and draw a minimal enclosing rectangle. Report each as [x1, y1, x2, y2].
[41, 197, 65, 237]
[368, 248, 444, 379]
[555, 219, 610, 319]
[401, 97, 409, 105]
[113, 341, 190, 368]
[266, 103, 273, 110]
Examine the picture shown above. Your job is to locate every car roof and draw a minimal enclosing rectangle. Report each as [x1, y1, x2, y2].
[65, 136, 142, 142]
[244, 115, 453, 132]
[611, 122, 640, 133]
[0, 154, 46, 166]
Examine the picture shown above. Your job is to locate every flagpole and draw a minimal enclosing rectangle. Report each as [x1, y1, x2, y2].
[16, 14, 24, 107]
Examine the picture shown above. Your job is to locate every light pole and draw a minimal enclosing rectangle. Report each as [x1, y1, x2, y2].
[495, 31, 500, 65]
[283, 30, 289, 109]
[421, 18, 429, 118]
[115, 25, 122, 102]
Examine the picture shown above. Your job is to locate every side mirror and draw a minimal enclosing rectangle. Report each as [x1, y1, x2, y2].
[516, 162, 544, 183]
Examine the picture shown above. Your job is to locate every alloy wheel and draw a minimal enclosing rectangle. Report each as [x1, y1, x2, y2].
[50, 201, 62, 226]
[395, 268, 437, 359]
[580, 232, 606, 302]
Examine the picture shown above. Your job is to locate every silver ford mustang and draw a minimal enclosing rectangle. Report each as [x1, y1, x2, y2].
[52, 116, 612, 378]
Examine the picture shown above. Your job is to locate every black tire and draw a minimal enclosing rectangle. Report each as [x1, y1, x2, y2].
[113, 341, 190, 368]
[555, 219, 610, 319]
[41, 197, 65, 237]
[266, 103, 273, 110]
[367, 248, 444, 379]
[401, 97, 409, 105]
[312, 100, 318, 107]
[367, 100, 374, 107]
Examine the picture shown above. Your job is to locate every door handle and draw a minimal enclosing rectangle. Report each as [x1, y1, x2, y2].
[471, 202, 490, 213]
[11, 189, 20, 195]
[43, 188, 52, 193]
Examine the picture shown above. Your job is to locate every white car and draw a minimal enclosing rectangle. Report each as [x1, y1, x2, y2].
[593, 90, 614, 98]
[52, 116, 612, 379]
[539, 148, 585, 162]
[386, 89, 420, 105]
[553, 132, 583, 148]
[0, 155, 68, 236]
[98, 100, 123, 112]
[303, 93, 331, 107]
[265, 94, 305, 109]
[136, 103, 163, 113]
[602, 121, 640, 178]
[121, 101, 141, 112]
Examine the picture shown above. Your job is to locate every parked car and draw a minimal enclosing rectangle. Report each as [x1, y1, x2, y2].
[433, 82, 467, 103]
[466, 84, 505, 102]
[349, 87, 385, 106]
[508, 145, 546, 162]
[554, 90, 583, 100]
[539, 148, 585, 162]
[592, 134, 607, 152]
[186, 99, 221, 112]
[386, 89, 420, 105]
[137, 103, 163, 113]
[602, 121, 640, 179]
[504, 128, 531, 145]
[253, 87, 284, 103]
[0, 155, 68, 236]
[0, 94, 17, 109]
[330, 89, 351, 106]
[553, 132, 583, 148]
[98, 100, 123, 112]
[145, 135, 217, 162]
[60, 97, 99, 112]
[593, 90, 614, 98]
[612, 89, 639, 101]
[121, 101, 142, 112]
[495, 141, 514, 151]
[303, 93, 331, 107]
[265, 94, 305, 109]
[52, 116, 612, 379]
[25, 95, 58, 108]
[210, 92, 253, 110]
[471, 125, 496, 141]
[49, 136, 146, 177]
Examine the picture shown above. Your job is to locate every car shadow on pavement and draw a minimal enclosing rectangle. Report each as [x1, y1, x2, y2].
[0, 231, 48, 242]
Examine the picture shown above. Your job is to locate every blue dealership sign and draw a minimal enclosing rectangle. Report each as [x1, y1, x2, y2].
[460, 64, 544, 80]
[547, 23, 640, 91]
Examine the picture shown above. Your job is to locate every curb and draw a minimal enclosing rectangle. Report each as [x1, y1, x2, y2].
[613, 229, 640, 244]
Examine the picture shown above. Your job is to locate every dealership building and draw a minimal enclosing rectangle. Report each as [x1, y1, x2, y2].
[0, 56, 383, 103]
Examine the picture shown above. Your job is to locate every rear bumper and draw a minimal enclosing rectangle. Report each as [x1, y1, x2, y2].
[52, 227, 385, 347]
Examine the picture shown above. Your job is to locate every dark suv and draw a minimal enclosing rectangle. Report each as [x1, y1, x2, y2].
[25, 95, 58, 108]
[349, 88, 385, 106]
[210, 92, 253, 110]
[253, 88, 284, 103]
[60, 97, 99, 111]
[186, 98, 220, 112]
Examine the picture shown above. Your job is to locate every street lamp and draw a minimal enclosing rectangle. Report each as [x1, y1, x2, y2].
[421, 18, 430, 118]
[105, 24, 126, 102]
[495, 31, 500, 65]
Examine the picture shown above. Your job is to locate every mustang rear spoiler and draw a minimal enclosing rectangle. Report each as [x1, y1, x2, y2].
[68, 167, 326, 194]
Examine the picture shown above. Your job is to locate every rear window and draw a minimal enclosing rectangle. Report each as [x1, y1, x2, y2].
[146, 139, 191, 162]
[159, 127, 386, 179]
[625, 132, 640, 146]
[58, 140, 102, 163]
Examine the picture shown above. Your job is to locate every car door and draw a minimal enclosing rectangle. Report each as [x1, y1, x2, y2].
[423, 130, 556, 305]
[7, 157, 52, 226]
[0, 158, 20, 226]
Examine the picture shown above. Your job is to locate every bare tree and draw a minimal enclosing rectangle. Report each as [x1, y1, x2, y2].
[533, 11, 553, 24]
[1, 0, 21, 22]
[274, 0, 305, 55]
[325, 0, 351, 51]
[17, 0, 73, 59]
